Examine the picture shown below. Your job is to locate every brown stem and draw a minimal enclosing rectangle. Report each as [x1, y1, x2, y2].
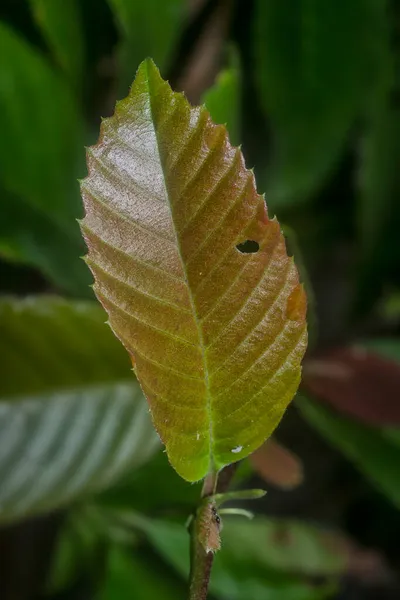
[188, 464, 238, 600]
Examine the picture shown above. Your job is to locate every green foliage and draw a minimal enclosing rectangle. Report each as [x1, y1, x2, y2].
[0, 22, 87, 294]
[1, 2, 400, 598]
[107, 0, 185, 93]
[134, 515, 338, 600]
[0, 297, 158, 523]
[355, 107, 400, 312]
[101, 545, 186, 600]
[29, 0, 85, 90]
[299, 339, 400, 508]
[80, 58, 307, 481]
[202, 49, 241, 146]
[254, 0, 390, 209]
[299, 396, 400, 508]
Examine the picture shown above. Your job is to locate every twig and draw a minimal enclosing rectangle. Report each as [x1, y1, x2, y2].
[188, 464, 238, 600]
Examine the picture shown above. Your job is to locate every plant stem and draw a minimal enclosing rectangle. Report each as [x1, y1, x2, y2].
[188, 465, 238, 600]
[188, 530, 214, 600]
[188, 471, 217, 600]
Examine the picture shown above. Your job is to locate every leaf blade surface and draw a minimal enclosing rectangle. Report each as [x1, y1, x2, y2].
[81, 59, 307, 481]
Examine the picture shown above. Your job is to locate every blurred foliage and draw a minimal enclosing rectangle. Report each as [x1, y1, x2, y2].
[0, 0, 400, 599]
[0, 298, 159, 523]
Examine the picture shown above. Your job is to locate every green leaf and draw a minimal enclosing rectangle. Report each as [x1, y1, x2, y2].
[107, 0, 185, 93]
[202, 48, 241, 146]
[0, 192, 91, 296]
[134, 516, 339, 600]
[254, 0, 389, 208]
[99, 450, 201, 514]
[0, 297, 159, 523]
[100, 545, 185, 600]
[0, 22, 82, 224]
[0, 22, 87, 294]
[80, 59, 308, 482]
[29, 0, 85, 90]
[298, 396, 400, 508]
[355, 107, 400, 313]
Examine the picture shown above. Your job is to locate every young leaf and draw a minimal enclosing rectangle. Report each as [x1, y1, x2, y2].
[302, 345, 400, 426]
[0, 298, 159, 523]
[249, 438, 303, 489]
[80, 59, 307, 482]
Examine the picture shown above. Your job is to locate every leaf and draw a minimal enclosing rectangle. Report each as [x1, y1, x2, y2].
[202, 47, 241, 146]
[298, 396, 400, 508]
[0, 297, 159, 523]
[99, 450, 201, 514]
[0, 191, 91, 296]
[107, 0, 185, 93]
[254, 0, 389, 208]
[355, 107, 400, 314]
[302, 345, 400, 426]
[29, 0, 85, 90]
[300, 339, 400, 507]
[0, 22, 82, 225]
[134, 515, 341, 600]
[80, 59, 308, 482]
[250, 438, 303, 489]
[100, 545, 186, 600]
[0, 22, 87, 294]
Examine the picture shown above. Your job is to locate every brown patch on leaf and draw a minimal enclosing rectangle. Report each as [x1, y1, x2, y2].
[286, 284, 307, 321]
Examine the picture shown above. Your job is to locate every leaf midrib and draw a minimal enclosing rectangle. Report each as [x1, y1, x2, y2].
[145, 61, 214, 473]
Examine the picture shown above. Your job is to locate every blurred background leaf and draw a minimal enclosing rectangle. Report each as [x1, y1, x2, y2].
[29, 0, 85, 91]
[1, 0, 400, 598]
[298, 396, 400, 509]
[0, 297, 159, 523]
[254, 0, 390, 211]
[100, 545, 186, 600]
[107, 0, 186, 93]
[0, 22, 87, 295]
[202, 46, 241, 145]
[300, 339, 400, 508]
[131, 515, 339, 600]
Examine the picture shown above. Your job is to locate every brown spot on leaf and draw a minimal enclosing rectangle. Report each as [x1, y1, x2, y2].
[286, 284, 306, 321]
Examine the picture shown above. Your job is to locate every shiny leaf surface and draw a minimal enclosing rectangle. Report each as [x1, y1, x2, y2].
[80, 59, 307, 481]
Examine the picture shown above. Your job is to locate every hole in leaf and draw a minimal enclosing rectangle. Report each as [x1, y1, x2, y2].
[236, 240, 260, 254]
